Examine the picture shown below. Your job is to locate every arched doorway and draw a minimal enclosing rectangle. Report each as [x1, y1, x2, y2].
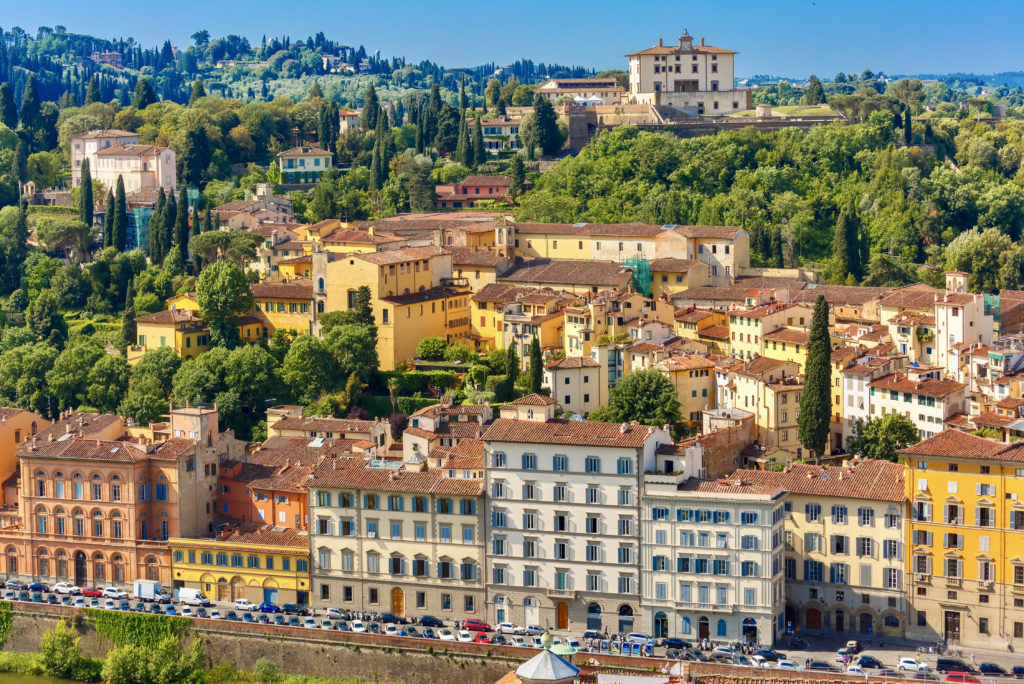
[556, 602, 569, 630]
[217, 578, 229, 601]
[742, 617, 758, 643]
[834, 610, 845, 632]
[262, 579, 278, 604]
[230, 576, 245, 601]
[698, 616, 710, 640]
[859, 613, 873, 634]
[524, 597, 539, 626]
[391, 588, 405, 617]
[73, 551, 87, 587]
[618, 605, 634, 634]
[586, 603, 602, 631]
[805, 608, 822, 631]
[145, 556, 158, 581]
[653, 611, 668, 638]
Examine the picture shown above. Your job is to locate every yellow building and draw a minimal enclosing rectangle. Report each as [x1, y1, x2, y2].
[169, 523, 311, 605]
[760, 326, 811, 374]
[901, 430, 1024, 649]
[728, 302, 814, 361]
[450, 247, 511, 293]
[251, 278, 315, 337]
[130, 309, 211, 362]
[378, 286, 472, 370]
[830, 346, 860, 450]
[658, 355, 716, 427]
[470, 283, 534, 351]
[697, 324, 731, 355]
[729, 357, 803, 455]
[0, 408, 44, 508]
[674, 309, 727, 342]
[649, 257, 710, 298]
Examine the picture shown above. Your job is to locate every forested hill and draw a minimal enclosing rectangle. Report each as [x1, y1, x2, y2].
[0, 26, 594, 109]
[517, 114, 1024, 294]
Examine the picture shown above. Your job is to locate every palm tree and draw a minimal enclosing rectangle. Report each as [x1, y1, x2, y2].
[387, 377, 400, 413]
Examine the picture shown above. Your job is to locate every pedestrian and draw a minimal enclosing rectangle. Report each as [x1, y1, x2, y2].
[604, 625, 609, 637]
[970, 652, 976, 665]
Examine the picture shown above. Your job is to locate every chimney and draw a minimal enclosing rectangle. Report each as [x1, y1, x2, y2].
[658, 37, 664, 47]
[620, 423, 628, 434]
[701, 37, 705, 46]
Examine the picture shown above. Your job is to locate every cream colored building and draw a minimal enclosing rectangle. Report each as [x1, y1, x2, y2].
[482, 397, 672, 633]
[735, 459, 908, 638]
[658, 355, 716, 427]
[867, 367, 966, 440]
[543, 356, 604, 417]
[728, 357, 804, 456]
[70, 129, 139, 187]
[625, 32, 752, 114]
[307, 451, 486, 618]
[641, 475, 786, 644]
[92, 143, 176, 195]
[727, 302, 814, 362]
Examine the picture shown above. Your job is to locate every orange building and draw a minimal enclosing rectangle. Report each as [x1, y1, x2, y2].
[1, 406, 246, 588]
[0, 408, 46, 509]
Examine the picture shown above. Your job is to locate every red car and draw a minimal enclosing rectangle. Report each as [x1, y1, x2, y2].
[473, 631, 490, 643]
[463, 619, 491, 632]
[81, 587, 103, 598]
[946, 674, 979, 684]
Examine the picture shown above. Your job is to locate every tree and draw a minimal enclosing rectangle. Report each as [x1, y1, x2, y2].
[416, 336, 447, 360]
[803, 75, 825, 105]
[353, 285, 374, 324]
[19, 75, 40, 134]
[847, 413, 919, 462]
[121, 283, 136, 349]
[196, 261, 253, 348]
[119, 373, 168, 427]
[308, 181, 337, 222]
[455, 114, 469, 166]
[831, 198, 861, 282]
[798, 294, 832, 463]
[903, 108, 912, 146]
[485, 79, 501, 109]
[78, 159, 93, 228]
[0, 83, 15, 130]
[224, 344, 280, 410]
[509, 156, 524, 197]
[945, 227, 1012, 294]
[888, 78, 924, 113]
[595, 368, 680, 427]
[181, 124, 211, 188]
[132, 77, 157, 109]
[324, 323, 379, 383]
[133, 347, 182, 397]
[472, 117, 486, 167]
[12, 141, 26, 186]
[86, 355, 131, 413]
[361, 83, 379, 130]
[40, 619, 89, 681]
[102, 190, 115, 249]
[529, 336, 543, 394]
[85, 76, 101, 105]
[112, 176, 127, 251]
[506, 343, 519, 385]
[282, 335, 333, 403]
[531, 93, 562, 156]
[27, 289, 67, 346]
[174, 186, 189, 250]
[188, 79, 206, 106]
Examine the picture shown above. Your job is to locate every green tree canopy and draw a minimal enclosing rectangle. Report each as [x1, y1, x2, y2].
[798, 294, 832, 462]
[196, 261, 253, 348]
[590, 368, 681, 427]
[847, 413, 920, 462]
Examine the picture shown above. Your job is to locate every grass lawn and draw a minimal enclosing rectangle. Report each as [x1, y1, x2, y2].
[727, 104, 835, 118]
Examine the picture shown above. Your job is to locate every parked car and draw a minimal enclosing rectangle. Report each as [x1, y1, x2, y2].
[936, 660, 973, 674]
[899, 658, 928, 672]
[845, 640, 862, 654]
[496, 622, 520, 635]
[807, 662, 838, 672]
[491, 634, 508, 646]
[711, 645, 734, 659]
[463, 619, 491, 632]
[28, 582, 48, 592]
[405, 627, 421, 638]
[383, 625, 400, 637]
[282, 603, 311, 616]
[878, 670, 904, 679]
[582, 630, 602, 640]
[81, 587, 103, 597]
[46, 595, 58, 605]
[257, 601, 281, 613]
[628, 633, 656, 646]
[473, 632, 489, 643]
[419, 616, 444, 628]
[438, 628, 456, 641]
[164, 606, 177, 615]
[178, 588, 210, 607]
[754, 649, 786, 663]
[520, 624, 543, 636]
[421, 628, 436, 639]
[946, 673, 980, 684]
[379, 613, 406, 624]
[242, 612, 254, 623]
[978, 664, 1007, 676]
[457, 630, 473, 643]
[325, 608, 344, 619]
[102, 599, 116, 610]
[180, 606, 194, 617]
[857, 655, 884, 669]
[101, 587, 127, 600]
[1011, 666, 1024, 677]
[913, 673, 939, 681]
[776, 660, 801, 670]
[337, 621, 351, 632]
[732, 655, 752, 667]
[147, 603, 162, 614]
[4, 579, 25, 590]
[234, 599, 257, 611]
[273, 615, 285, 626]
[350, 620, 366, 633]
[510, 635, 528, 648]
[208, 610, 222, 620]
[564, 638, 581, 650]
[73, 597, 86, 608]
[662, 638, 692, 650]
[53, 582, 81, 595]
[303, 618, 317, 629]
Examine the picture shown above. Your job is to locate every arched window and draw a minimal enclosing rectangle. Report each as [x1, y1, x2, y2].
[682, 616, 691, 634]
[31, 421, 37, 435]
[92, 510, 104, 538]
[5, 546, 16, 573]
[93, 552, 105, 582]
[56, 550, 67, 578]
[35, 471, 46, 497]
[55, 507, 66, 535]
[112, 554, 124, 583]
[146, 556, 158, 580]
[717, 619, 727, 637]
[38, 549, 49, 577]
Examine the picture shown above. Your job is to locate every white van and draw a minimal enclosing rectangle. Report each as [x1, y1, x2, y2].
[178, 588, 211, 606]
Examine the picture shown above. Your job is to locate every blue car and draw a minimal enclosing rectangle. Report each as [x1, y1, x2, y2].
[226, 611, 240, 621]
[164, 606, 177, 616]
[258, 601, 281, 613]
[419, 616, 444, 627]
[243, 612, 255, 623]
[28, 582, 48, 592]
[422, 628, 436, 639]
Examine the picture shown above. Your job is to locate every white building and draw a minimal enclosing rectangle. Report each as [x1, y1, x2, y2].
[543, 356, 604, 417]
[92, 143, 177, 195]
[641, 475, 786, 644]
[867, 366, 966, 440]
[481, 395, 671, 633]
[69, 129, 140, 188]
[935, 272, 994, 378]
[840, 356, 905, 444]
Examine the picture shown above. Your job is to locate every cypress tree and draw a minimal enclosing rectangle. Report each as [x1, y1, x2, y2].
[188, 80, 206, 106]
[8, 201, 28, 281]
[85, 76, 101, 105]
[12, 141, 26, 187]
[529, 336, 543, 394]
[832, 206, 850, 282]
[191, 206, 201, 237]
[455, 113, 469, 166]
[78, 159, 93, 228]
[798, 294, 832, 464]
[509, 156, 524, 197]
[904, 108, 912, 145]
[361, 83, 378, 130]
[121, 283, 136, 350]
[0, 83, 15, 130]
[459, 75, 467, 112]
[163, 189, 176, 256]
[506, 344, 519, 384]
[203, 209, 213, 233]
[132, 77, 157, 109]
[113, 176, 127, 251]
[103, 190, 114, 248]
[472, 117, 486, 167]
[175, 186, 189, 251]
[19, 75, 40, 133]
[149, 189, 165, 262]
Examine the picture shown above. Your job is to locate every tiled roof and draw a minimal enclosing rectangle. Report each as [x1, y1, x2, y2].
[279, 145, 330, 156]
[19, 436, 194, 464]
[672, 225, 742, 240]
[935, 293, 979, 306]
[411, 402, 490, 418]
[697, 324, 729, 340]
[471, 283, 535, 303]
[545, 356, 600, 370]
[248, 462, 312, 494]
[218, 523, 309, 548]
[660, 354, 715, 371]
[309, 456, 483, 495]
[251, 278, 313, 299]
[248, 436, 365, 467]
[352, 245, 448, 265]
[94, 144, 163, 156]
[271, 416, 377, 434]
[449, 246, 506, 267]
[71, 129, 136, 139]
[899, 429, 1024, 462]
[649, 257, 701, 273]
[996, 397, 1024, 410]
[675, 309, 716, 323]
[761, 327, 810, 345]
[674, 286, 749, 302]
[878, 283, 944, 310]
[728, 302, 797, 319]
[482, 418, 661, 448]
[461, 175, 512, 187]
[626, 43, 737, 57]
[729, 458, 905, 501]
[677, 477, 784, 496]
[35, 413, 121, 442]
[135, 309, 204, 325]
[510, 394, 558, 406]
[499, 259, 632, 287]
[514, 222, 665, 238]
[972, 411, 1015, 429]
[380, 286, 461, 306]
[441, 439, 485, 470]
[734, 356, 790, 379]
[867, 373, 965, 399]
[793, 285, 893, 307]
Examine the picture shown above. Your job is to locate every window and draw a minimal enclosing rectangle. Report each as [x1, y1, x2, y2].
[585, 456, 601, 473]
[832, 506, 848, 524]
[586, 515, 599, 534]
[521, 453, 537, 470]
[617, 458, 633, 475]
[805, 504, 821, 522]
[552, 455, 567, 471]
[858, 508, 874, 526]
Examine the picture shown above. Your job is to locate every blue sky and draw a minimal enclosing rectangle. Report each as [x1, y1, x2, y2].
[9, 0, 1022, 77]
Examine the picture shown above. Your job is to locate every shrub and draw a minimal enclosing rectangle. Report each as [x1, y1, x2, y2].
[415, 336, 447, 360]
[396, 397, 438, 415]
[443, 344, 478, 364]
[40, 619, 88, 680]
[253, 657, 279, 683]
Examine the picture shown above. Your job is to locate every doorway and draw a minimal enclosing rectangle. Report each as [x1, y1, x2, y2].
[698, 616, 710, 639]
[556, 602, 569, 630]
[524, 597, 539, 626]
[618, 605, 634, 634]
[742, 617, 758, 643]
[944, 611, 961, 642]
[73, 551, 87, 587]
[495, 595, 506, 625]
[230, 577, 245, 601]
[654, 611, 668, 639]
[805, 608, 822, 631]
[835, 610, 845, 632]
[586, 603, 601, 631]
[391, 588, 405, 617]
[859, 613, 873, 634]
[217, 580, 229, 601]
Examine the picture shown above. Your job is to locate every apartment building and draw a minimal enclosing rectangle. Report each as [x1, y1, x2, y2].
[727, 303, 814, 361]
[840, 355, 906, 445]
[728, 357, 803, 455]
[543, 356, 604, 417]
[867, 367, 966, 440]
[307, 454, 486, 619]
[658, 355, 716, 427]
[935, 285, 995, 378]
[901, 430, 1024, 649]
[481, 397, 672, 632]
[737, 459, 908, 638]
[640, 475, 786, 644]
[625, 32, 752, 114]
[534, 78, 624, 105]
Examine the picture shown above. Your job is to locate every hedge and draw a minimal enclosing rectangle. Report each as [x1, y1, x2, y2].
[0, 601, 10, 645]
[87, 609, 190, 648]
[380, 370, 458, 396]
[358, 395, 393, 418]
[396, 397, 440, 415]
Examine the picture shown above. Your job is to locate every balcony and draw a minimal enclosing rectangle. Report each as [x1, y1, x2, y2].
[945, 578, 962, 589]
[546, 588, 577, 599]
[677, 601, 733, 613]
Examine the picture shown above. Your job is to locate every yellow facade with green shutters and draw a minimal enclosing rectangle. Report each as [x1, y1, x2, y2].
[169, 525, 311, 606]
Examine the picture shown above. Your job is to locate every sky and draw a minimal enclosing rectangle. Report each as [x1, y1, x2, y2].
[8, 0, 1024, 77]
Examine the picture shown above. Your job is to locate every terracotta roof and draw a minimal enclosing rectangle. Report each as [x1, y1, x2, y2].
[545, 356, 600, 370]
[440, 439, 485, 470]
[251, 278, 313, 299]
[271, 416, 378, 434]
[93, 143, 163, 157]
[698, 325, 730, 340]
[762, 327, 810, 345]
[19, 437, 178, 464]
[247, 436, 365, 467]
[674, 286, 749, 302]
[247, 223, 302, 238]
[514, 222, 665, 238]
[878, 283, 944, 310]
[278, 145, 330, 156]
[35, 413, 121, 443]
[793, 285, 893, 307]
[499, 259, 631, 287]
[935, 293, 979, 306]
[628, 342, 660, 354]
[675, 309, 716, 323]
[649, 257, 701, 273]
[899, 429, 1024, 462]
[309, 456, 483, 496]
[660, 354, 715, 371]
[351, 245, 448, 265]
[472, 283, 535, 303]
[482, 418, 662, 448]
[320, 227, 404, 245]
[996, 397, 1024, 410]
[460, 175, 512, 187]
[510, 394, 558, 406]
[248, 462, 313, 494]
[71, 129, 137, 139]
[449, 246, 506, 267]
[135, 309, 203, 325]
[734, 356, 792, 379]
[892, 312, 935, 325]
[729, 459, 905, 501]
[411, 402, 490, 418]
[672, 225, 742, 240]
[972, 411, 1016, 429]
[867, 373, 965, 399]
[729, 302, 799, 319]
[626, 43, 738, 57]
[218, 523, 308, 548]
[380, 285, 461, 306]
[677, 477, 784, 496]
